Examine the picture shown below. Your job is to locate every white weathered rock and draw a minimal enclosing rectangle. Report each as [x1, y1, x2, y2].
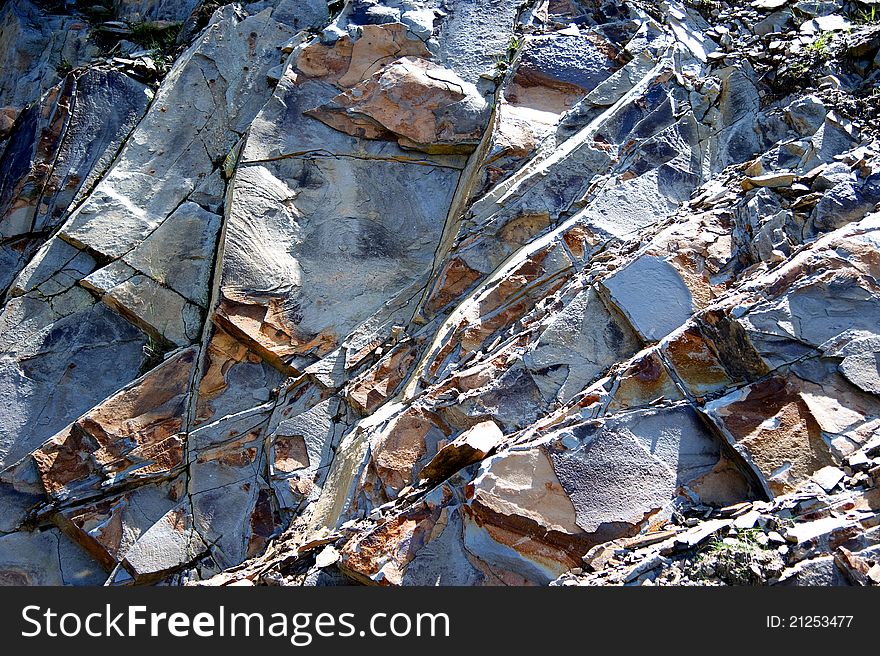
[812, 466, 845, 493]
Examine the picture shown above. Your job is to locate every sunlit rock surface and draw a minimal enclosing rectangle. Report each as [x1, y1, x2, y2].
[1, 0, 879, 587]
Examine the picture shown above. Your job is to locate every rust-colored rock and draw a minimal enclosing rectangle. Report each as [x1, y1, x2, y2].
[305, 57, 489, 153]
[33, 348, 196, 501]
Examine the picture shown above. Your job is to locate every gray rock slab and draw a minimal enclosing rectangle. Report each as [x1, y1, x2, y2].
[60, 6, 300, 259]
[0, 528, 107, 585]
[0, 301, 147, 469]
[601, 255, 695, 342]
[524, 286, 641, 402]
[123, 201, 222, 307]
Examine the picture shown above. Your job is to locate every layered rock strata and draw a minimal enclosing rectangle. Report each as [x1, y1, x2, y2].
[1, 0, 879, 586]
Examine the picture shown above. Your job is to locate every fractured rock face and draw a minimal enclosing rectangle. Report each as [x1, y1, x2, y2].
[3, 0, 880, 588]
[306, 57, 490, 153]
[0, 68, 150, 293]
[601, 255, 696, 342]
[524, 286, 642, 403]
[0, 299, 148, 471]
[60, 7, 297, 262]
[0, 1, 99, 111]
[32, 347, 196, 503]
[219, 156, 458, 371]
[0, 528, 106, 586]
[419, 419, 503, 483]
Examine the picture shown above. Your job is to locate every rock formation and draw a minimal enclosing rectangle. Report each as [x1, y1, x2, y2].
[1, 0, 879, 586]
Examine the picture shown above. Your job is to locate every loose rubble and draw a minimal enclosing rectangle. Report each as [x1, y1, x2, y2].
[552, 450, 880, 586]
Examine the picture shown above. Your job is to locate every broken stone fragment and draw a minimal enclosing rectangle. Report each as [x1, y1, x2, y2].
[122, 505, 208, 583]
[733, 510, 762, 530]
[704, 375, 839, 496]
[742, 171, 796, 189]
[835, 337, 880, 395]
[784, 95, 827, 136]
[418, 420, 504, 483]
[315, 545, 340, 568]
[782, 515, 858, 547]
[800, 15, 852, 34]
[752, 1, 789, 12]
[0, 106, 20, 139]
[82, 263, 204, 347]
[305, 57, 490, 154]
[122, 201, 222, 308]
[812, 466, 845, 493]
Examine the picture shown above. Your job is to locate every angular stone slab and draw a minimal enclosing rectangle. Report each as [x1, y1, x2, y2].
[0, 528, 107, 585]
[31, 347, 196, 502]
[0, 300, 147, 469]
[219, 158, 458, 370]
[123, 201, 222, 307]
[601, 255, 696, 342]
